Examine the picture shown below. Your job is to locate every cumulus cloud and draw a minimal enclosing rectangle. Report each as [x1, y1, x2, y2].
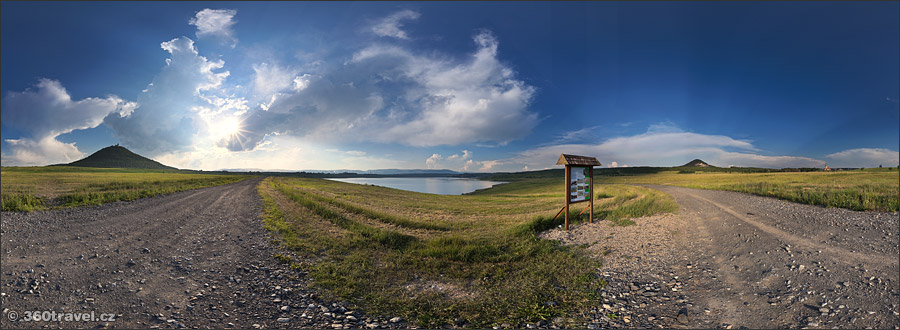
[1, 79, 136, 165]
[423, 149, 492, 172]
[826, 148, 899, 168]
[371, 10, 420, 39]
[425, 153, 443, 168]
[292, 74, 313, 91]
[189, 8, 237, 45]
[225, 30, 538, 150]
[488, 124, 826, 171]
[373, 31, 538, 146]
[1, 137, 83, 166]
[252, 63, 298, 97]
[104, 37, 238, 156]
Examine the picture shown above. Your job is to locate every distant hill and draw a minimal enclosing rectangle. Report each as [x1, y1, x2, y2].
[682, 159, 714, 167]
[56, 145, 177, 170]
[481, 159, 826, 181]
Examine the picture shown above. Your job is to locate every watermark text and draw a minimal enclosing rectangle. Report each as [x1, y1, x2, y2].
[6, 310, 116, 323]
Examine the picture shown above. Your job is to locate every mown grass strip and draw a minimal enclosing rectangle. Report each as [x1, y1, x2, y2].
[280, 183, 449, 231]
[55, 177, 247, 208]
[596, 170, 898, 212]
[259, 177, 678, 328]
[592, 185, 679, 226]
[273, 181, 416, 250]
[715, 182, 898, 212]
[2, 174, 250, 211]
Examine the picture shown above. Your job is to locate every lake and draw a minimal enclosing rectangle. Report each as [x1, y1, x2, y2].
[326, 177, 505, 195]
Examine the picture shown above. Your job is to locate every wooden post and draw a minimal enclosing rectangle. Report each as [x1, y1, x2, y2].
[564, 165, 570, 231]
[589, 167, 594, 223]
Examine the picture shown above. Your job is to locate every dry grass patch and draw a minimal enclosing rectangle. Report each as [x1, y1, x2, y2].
[259, 176, 677, 328]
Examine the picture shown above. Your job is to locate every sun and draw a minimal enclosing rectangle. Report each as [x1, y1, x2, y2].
[210, 116, 243, 140]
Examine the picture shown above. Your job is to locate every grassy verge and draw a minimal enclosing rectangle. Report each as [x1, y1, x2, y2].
[592, 185, 679, 226]
[596, 170, 899, 212]
[1, 166, 251, 211]
[259, 176, 674, 328]
[286, 185, 449, 231]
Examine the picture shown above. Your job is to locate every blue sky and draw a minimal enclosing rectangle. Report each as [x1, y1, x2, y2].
[2, 1, 898, 171]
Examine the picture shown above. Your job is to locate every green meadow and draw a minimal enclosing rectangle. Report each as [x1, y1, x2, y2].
[3, 164, 894, 327]
[0, 166, 251, 211]
[259, 176, 676, 328]
[595, 168, 899, 212]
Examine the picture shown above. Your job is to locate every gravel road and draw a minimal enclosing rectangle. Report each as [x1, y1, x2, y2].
[3, 179, 897, 329]
[542, 185, 899, 329]
[1, 178, 408, 329]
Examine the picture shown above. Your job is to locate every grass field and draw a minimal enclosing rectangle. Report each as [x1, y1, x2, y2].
[1, 166, 251, 211]
[259, 176, 676, 328]
[595, 168, 899, 212]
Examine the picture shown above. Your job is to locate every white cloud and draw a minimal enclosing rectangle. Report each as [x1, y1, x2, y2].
[371, 10, 420, 39]
[422, 149, 492, 172]
[425, 153, 443, 168]
[1, 79, 136, 165]
[104, 37, 240, 156]
[156, 134, 404, 171]
[226, 30, 538, 150]
[2, 137, 83, 166]
[556, 126, 601, 143]
[293, 74, 313, 91]
[363, 30, 538, 146]
[447, 150, 471, 160]
[189, 8, 237, 46]
[826, 148, 899, 168]
[252, 63, 298, 97]
[479, 160, 500, 171]
[714, 152, 824, 169]
[486, 124, 827, 171]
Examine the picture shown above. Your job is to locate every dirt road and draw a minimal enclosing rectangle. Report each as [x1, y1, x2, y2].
[2, 179, 897, 329]
[0, 178, 403, 329]
[543, 185, 899, 329]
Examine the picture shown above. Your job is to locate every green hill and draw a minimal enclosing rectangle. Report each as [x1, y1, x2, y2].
[58, 145, 177, 170]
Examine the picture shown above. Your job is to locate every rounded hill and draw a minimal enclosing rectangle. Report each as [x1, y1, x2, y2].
[60, 145, 176, 170]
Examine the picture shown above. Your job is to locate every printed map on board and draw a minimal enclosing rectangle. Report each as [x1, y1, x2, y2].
[569, 166, 591, 203]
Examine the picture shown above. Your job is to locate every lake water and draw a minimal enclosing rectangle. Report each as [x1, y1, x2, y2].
[326, 177, 505, 195]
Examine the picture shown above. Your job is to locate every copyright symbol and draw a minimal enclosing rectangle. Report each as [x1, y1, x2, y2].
[7, 311, 17, 321]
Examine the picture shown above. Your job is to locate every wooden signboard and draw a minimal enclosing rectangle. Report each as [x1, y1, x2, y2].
[556, 154, 601, 230]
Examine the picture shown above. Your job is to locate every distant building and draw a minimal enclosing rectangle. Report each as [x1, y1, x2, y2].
[824, 164, 832, 171]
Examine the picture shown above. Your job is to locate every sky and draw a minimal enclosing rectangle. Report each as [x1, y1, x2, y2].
[2, 1, 898, 171]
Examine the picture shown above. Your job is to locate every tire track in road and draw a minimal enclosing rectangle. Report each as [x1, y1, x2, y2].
[679, 189, 896, 267]
[648, 185, 899, 329]
[1, 177, 411, 329]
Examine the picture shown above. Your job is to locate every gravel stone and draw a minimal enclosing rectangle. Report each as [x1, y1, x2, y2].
[540, 185, 899, 329]
[0, 178, 408, 329]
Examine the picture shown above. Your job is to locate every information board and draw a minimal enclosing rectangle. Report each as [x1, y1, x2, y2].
[568, 166, 591, 203]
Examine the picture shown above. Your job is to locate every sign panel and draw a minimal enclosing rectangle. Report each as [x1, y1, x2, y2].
[568, 166, 591, 203]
